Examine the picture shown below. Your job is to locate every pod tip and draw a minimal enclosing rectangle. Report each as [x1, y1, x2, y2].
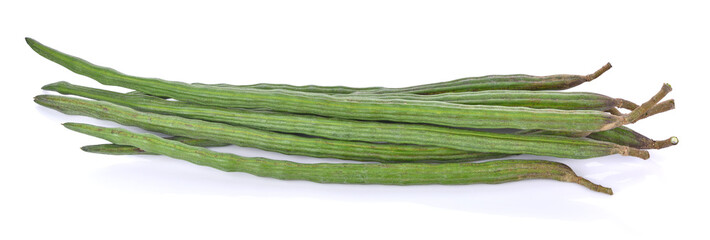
[586, 62, 613, 81]
[80, 145, 93, 152]
[62, 122, 85, 131]
[25, 37, 39, 48]
[664, 83, 672, 91]
[667, 99, 676, 109]
[573, 176, 614, 195]
[33, 94, 49, 104]
[651, 136, 679, 149]
[626, 147, 650, 160]
[41, 81, 70, 91]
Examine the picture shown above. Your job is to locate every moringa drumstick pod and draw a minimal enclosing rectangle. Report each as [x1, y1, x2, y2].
[62, 122, 614, 195]
[27, 38, 663, 132]
[34, 95, 509, 163]
[189, 63, 611, 94]
[41, 82, 653, 159]
[34, 94, 650, 159]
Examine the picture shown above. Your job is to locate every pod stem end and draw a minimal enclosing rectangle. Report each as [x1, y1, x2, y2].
[572, 176, 614, 195]
[638, 99, 675, 121]
[624, 83, 672, 124]
[623, 147, 650, 160]
[617, 98, 640, 110]
[584, 62, 612, 81]
[652, 136, 679, 149]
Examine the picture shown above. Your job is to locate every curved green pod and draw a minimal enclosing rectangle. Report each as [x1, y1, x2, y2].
[357, 63, 612, 94]
[81, 136, 227, 155]
[191, 64, 611, 95]
[62, 122, 614, 195]
[34, 95, 509, 163]
[27, 38, 652, 132]
[34, 94, 649, 159]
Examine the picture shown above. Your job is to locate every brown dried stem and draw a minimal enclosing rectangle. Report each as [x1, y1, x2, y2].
[617, 98, 640, 110]
[570, 176, 614, 195]
[624, 83, 672, 124]
[584, 62, 613, 81]
[638, 99, 675, 121]
[625, 146, 651, 160]
[607, 108, 623, 116]
[648, 136, 679, 149]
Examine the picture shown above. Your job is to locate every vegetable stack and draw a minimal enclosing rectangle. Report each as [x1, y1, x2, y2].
[28, 38, 677, 195]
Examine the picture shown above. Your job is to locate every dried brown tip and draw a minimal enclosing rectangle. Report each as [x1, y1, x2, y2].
[624, 83, 673, 124]
[624, 147, 650, 160]
[638, 99, 675, 121]
[573, 176, 614, 195]
[651, 136, 679, 149]
[584, 62, 612, 81]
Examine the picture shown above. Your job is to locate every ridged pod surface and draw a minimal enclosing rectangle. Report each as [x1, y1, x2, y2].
[198, 83, 383, 94]
[192, 63, 611, 95]
[62, 122, 614, 195]
[337, 90, 630, 111]
[35, 94, 649, 159]
[34, 95, 509, 163]
[129, 88, 635, 111]
[27, 38, 633, 132]
[357, 63, 612, 94]
[82, 128, 674, 155]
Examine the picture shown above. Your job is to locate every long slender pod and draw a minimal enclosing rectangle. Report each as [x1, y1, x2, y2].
[82, 131, 672, 156]
[81, 126, 678, 156]
[35, 94, 649, 159]
[192, 63, 611, 94]
[62, 122, 613, 195]
[86, 126, 678, 156]
[336, 91, 637, 111]
[81, 136, 227, 155]
[196, 83, 383, 95]
[35, 95, 511, 162]
[358, 63, 612, 94]
[27, 38, 663, 132]
[122, 88, 638, 111]
[197, 82, 639, 111]
[151, 86, 640, 111]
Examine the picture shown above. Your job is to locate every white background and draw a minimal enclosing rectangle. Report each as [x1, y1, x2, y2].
[1, 1, 707, 239]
